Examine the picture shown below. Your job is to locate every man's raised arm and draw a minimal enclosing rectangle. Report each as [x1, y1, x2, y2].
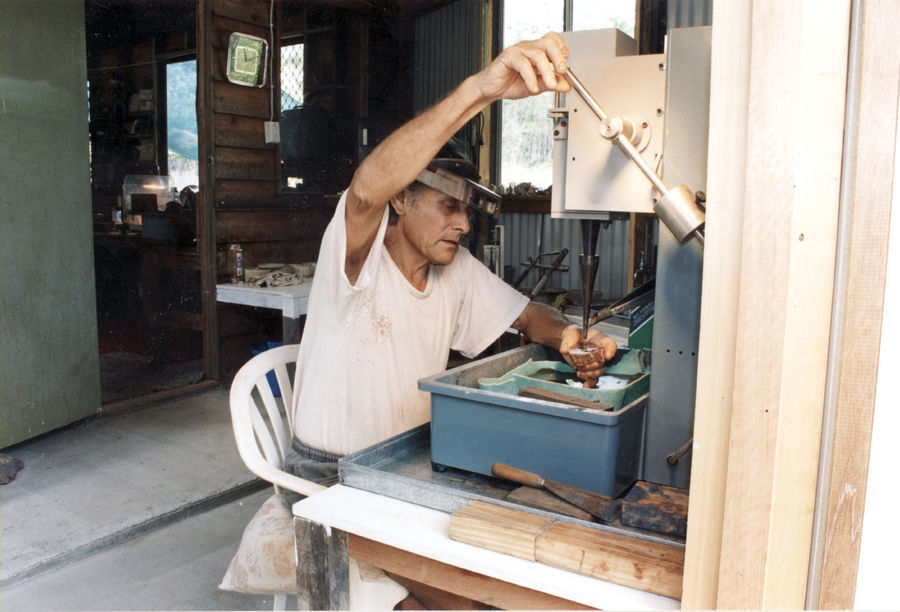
[342, 32, 571, 283]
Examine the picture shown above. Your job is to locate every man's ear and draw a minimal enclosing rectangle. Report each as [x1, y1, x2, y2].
[389, 189, 409, 218]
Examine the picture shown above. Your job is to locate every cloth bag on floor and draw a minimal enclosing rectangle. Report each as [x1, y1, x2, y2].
[219, 492, 408, 608]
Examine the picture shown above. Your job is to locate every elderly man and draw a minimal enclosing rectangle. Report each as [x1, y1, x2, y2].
[288, 31, 616, 485]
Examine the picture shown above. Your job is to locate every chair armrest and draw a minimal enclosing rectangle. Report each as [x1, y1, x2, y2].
[246, 457, 328, 497]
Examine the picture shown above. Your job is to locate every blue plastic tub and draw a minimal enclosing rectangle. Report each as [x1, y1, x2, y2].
[419, 344, 649, 498]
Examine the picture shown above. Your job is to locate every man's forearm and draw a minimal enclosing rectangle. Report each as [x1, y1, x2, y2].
[512, 301, 572, 348]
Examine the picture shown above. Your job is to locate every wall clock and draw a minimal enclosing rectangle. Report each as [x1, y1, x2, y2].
[226, 32, 268, 87]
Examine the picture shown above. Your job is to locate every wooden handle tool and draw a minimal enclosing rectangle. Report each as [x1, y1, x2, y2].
[491, 463, 616, 522]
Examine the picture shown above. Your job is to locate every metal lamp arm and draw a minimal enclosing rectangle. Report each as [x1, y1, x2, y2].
[563, 69, 705, 245]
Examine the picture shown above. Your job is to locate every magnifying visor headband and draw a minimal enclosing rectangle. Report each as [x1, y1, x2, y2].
[414, 168, 502, 218]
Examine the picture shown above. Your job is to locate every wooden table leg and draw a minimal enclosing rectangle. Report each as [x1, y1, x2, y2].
[294, 516, 349, 610]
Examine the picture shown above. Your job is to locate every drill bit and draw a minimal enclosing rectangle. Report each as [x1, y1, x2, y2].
[579, 220, 603, 341]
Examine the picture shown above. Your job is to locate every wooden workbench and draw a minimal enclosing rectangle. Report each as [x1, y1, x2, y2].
[292, 484, 679, 610]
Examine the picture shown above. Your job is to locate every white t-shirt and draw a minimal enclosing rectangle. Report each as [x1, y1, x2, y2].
[291, 192, 529, 456]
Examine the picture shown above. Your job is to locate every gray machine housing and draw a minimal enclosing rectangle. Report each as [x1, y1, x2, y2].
[550, 27, 711, 488]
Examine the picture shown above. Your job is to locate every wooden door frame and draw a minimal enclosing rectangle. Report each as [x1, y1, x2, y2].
[196, 0, 218, 379]
[682, 0, 898, 607]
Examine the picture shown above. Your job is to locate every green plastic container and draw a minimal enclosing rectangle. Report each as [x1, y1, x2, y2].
[477, 347, 650, 410]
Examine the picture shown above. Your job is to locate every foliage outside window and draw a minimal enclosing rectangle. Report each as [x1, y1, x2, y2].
[500, 0, 635, 191]
[166, 59, 199, 192]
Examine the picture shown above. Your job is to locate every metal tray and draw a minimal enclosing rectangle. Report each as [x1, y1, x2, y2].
[338, 424, 682, 546]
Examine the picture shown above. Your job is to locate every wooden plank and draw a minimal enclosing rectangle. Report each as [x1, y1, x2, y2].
[216, 193, 339, 212]
[214, 146, 278, 181]
[713, 1, 850, 608]
[816, 1, 900, 607]
[448, 501, 683, 600]
[536, 522, 684, 600]
[214, 113, 270, 149]
[212, 0, 272, 28]
[215, 178, 277, 200]
[216, 208, 333, 241]
[210, 13, 269, 48]
[212, 79, 271, 118]
[348, 534, 592, 611]
[449, 501, 553, 562]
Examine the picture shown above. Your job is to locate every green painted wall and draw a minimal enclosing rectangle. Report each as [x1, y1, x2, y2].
[1, 0, 101, 447]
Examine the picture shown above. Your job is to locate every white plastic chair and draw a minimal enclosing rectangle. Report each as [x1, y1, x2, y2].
[229, 343, 326, 498]
[228, 344, 326, 610]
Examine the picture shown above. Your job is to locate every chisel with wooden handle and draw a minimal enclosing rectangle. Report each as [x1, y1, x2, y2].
[491, 463, 619, 522]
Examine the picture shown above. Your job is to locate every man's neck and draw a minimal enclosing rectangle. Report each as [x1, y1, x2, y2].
[384, 225, 430, 291]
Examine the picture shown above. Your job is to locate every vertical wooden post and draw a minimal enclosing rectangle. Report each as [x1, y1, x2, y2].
[196, 0, 220, 380]
[683, 0, 851, 608]
[718, 0, 850, 605]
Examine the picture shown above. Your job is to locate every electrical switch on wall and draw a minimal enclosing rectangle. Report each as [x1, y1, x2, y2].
[264, 121, 280, 144]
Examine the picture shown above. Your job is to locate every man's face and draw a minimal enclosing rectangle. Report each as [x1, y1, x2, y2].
[400, 186, 471, 265]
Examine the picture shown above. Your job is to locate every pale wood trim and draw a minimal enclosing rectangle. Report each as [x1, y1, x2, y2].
[816, 1, 900, 607]
[683, 1, 851, 608]
[718, 0, 850, 605]
[680, 1, 752, 606]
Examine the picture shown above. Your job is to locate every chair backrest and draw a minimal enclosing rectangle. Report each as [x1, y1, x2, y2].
[229, 344, 326, 497]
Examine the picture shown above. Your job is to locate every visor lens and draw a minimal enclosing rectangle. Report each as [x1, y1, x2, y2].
[415, 168, 502, 218]
[466, 180, 501, 218]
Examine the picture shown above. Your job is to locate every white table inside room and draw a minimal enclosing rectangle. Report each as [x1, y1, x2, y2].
[215, 279, 312, 344]
[292, 484, 679, 610]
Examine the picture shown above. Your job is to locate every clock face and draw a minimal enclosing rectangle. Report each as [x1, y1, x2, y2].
[226, 33, 268, 87]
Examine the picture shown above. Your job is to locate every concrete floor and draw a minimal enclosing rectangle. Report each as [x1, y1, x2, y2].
[0, 387, 285, 611]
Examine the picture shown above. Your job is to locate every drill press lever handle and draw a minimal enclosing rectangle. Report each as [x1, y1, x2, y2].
[564, 69, 705, 245]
